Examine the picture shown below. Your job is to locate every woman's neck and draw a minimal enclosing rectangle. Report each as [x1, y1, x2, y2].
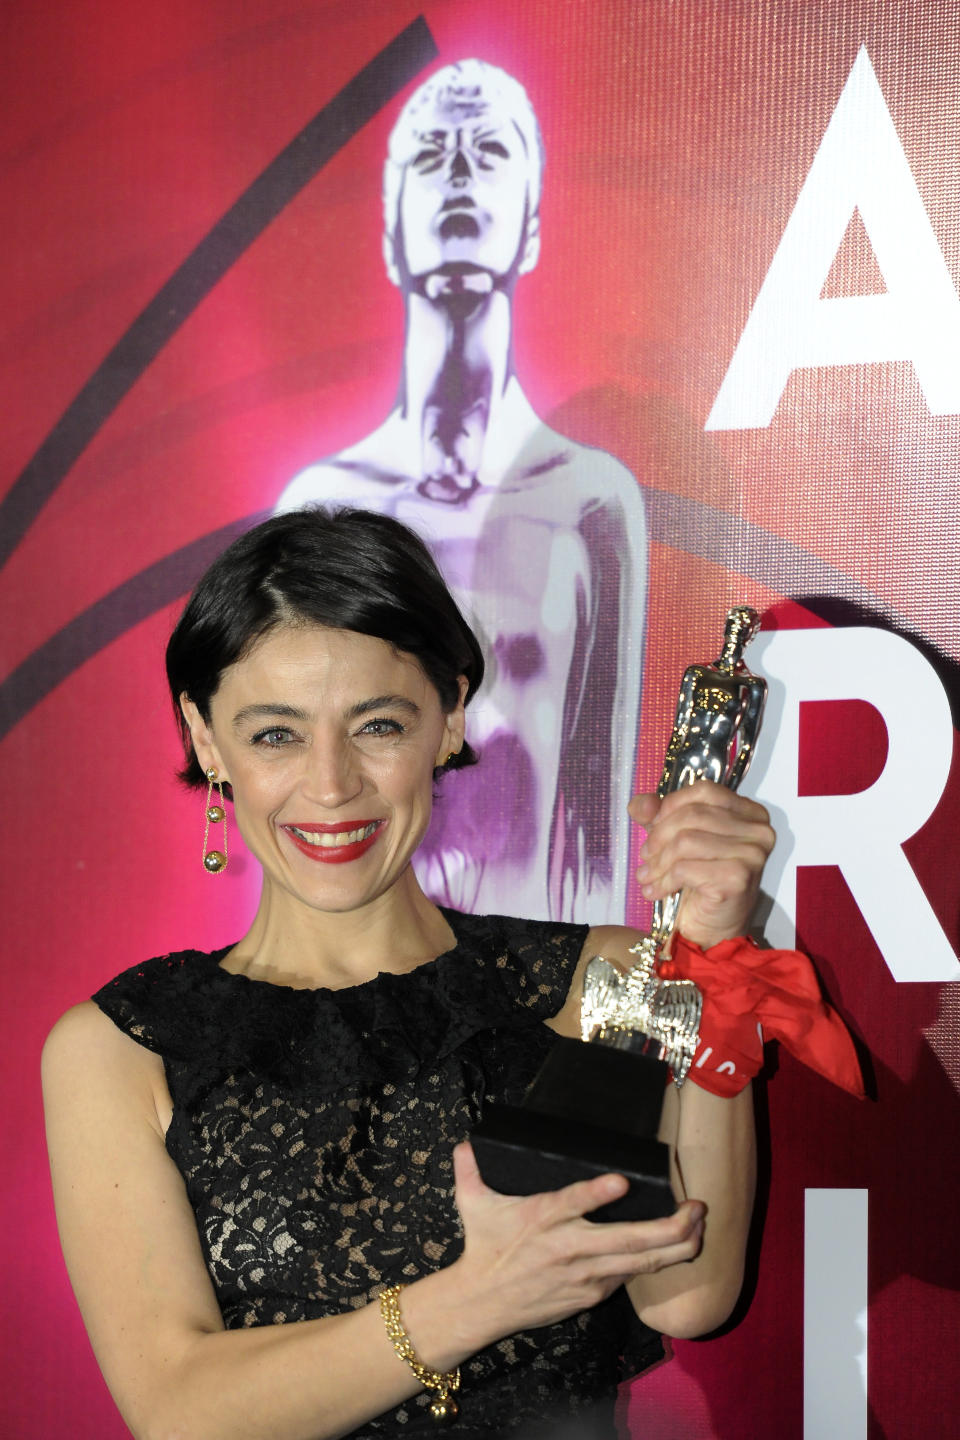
[221, 870, 456, 991]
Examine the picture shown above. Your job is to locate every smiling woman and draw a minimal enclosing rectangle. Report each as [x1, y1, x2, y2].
[42, 505, 772, 1440]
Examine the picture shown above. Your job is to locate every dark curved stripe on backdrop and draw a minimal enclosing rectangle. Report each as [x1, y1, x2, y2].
[0, 514, 269, 741]
[643, 486, 906, 619]
[0, 495, 907, 743]
[0, 17, 437, 571]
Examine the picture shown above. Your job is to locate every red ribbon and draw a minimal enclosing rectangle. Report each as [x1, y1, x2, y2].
[659, 935, 865, 1099]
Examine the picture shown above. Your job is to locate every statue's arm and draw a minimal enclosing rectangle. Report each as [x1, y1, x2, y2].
[658, 669, 699, 796]
[549, 481, 647, 922]
[726, 677, 768, 789]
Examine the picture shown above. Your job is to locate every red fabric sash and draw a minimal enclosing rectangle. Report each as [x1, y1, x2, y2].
[659, 935, 865, 1099]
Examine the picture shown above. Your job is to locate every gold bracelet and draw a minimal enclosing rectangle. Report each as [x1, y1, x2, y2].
[379, 1283, 461, 1424]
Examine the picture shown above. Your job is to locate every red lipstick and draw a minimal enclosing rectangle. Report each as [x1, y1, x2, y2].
[281, 819, 384, 865]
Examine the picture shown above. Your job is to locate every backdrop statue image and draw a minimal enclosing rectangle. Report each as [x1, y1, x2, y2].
[277, 60, 647, 924]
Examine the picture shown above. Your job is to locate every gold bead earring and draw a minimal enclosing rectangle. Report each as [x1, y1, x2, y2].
[202, 768, 228, 873]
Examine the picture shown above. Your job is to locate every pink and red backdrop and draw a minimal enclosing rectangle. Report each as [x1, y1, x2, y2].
[2, 2, 958, 1436]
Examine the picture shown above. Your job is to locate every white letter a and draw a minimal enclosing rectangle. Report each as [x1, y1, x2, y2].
[706, 46, 960, 431]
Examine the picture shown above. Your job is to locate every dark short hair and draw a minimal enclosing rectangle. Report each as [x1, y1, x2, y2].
[166, 505, 485, 789]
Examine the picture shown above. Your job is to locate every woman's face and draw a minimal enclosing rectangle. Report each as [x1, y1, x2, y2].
[182, 624, 466, 917]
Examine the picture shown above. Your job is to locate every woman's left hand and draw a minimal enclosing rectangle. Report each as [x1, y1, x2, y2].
[630, 782, 775, 950]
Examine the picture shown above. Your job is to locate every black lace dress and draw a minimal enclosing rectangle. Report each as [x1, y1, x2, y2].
[93, 908, 662, 1439]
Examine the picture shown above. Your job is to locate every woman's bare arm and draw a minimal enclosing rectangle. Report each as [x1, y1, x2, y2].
[44, 1002, 443, 1440]
[549, 929, 756, 1339]
[546, 782, 773, 1336]
[626, 1079, 755, 1336]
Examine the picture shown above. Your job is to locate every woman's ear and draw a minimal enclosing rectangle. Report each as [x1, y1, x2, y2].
[436, 675, 469, 766]
[180, 694, 229, 783]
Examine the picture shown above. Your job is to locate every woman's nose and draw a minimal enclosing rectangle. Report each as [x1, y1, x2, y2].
[301, 741, 363, 807]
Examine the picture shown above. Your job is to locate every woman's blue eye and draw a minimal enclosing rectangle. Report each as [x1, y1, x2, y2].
[253, 728, 294, 747]
[359, 718, 403, 737]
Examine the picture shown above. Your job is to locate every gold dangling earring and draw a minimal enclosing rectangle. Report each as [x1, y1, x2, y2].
[202, 768, 228, 873]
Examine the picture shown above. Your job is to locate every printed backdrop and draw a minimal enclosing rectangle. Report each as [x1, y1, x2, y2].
[2, 2, 958, 1436]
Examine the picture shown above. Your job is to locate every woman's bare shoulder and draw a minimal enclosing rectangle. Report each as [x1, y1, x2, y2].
[44, 999, 143, 1065]
[43, 1000, 169, 1134]
[546, 926, 645, 1037]
[45, 997, 112, 1043]
[581, 925, 645, 969]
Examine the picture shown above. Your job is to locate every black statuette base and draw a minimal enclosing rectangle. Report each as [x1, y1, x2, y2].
[472, 1036, 675, 1223]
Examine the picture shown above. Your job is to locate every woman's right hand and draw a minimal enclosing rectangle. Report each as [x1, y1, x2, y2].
[447, 1141, 705, 1342]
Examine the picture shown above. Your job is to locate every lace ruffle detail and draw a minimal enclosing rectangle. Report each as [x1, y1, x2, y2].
[93, 910, 585, 1095]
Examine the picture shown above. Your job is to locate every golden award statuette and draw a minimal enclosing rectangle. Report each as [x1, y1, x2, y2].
[472, 607, 767, 1221]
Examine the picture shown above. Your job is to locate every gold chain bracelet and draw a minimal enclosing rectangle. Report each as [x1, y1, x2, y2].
[379, 1283, 461, 1424]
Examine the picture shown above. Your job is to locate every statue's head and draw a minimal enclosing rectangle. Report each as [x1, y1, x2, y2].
[382, 59, 544, 291]
[720, 606, 761, 669]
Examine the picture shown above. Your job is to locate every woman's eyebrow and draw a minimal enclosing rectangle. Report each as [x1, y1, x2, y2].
[231, 697, 422, 727]
[347, 695, 422, 720]
[232, 702, 311, 728]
